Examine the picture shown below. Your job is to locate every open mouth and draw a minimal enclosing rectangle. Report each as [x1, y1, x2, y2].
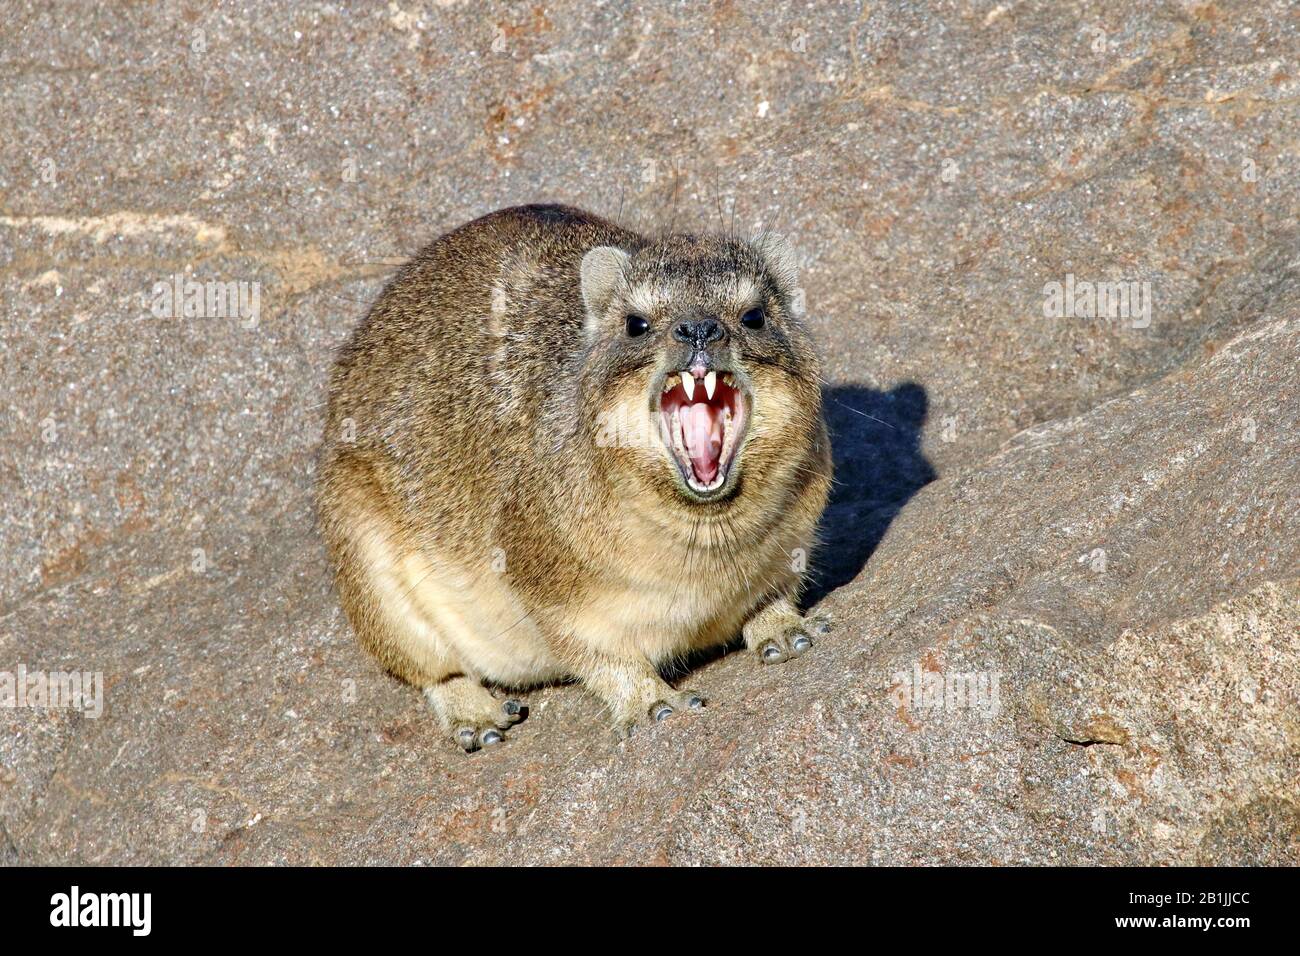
[658, 369, 749, 495]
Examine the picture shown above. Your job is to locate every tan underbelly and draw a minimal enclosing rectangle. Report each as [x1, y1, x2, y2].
[398, 547, 567, 687]
[565, 572, 769, 665]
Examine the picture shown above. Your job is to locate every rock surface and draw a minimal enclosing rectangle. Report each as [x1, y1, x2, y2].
[1, 0, 1297, 864]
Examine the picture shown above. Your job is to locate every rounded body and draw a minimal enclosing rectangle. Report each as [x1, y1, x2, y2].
[317, 204, 832, 744]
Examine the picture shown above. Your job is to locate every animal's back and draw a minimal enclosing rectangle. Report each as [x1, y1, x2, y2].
[322, 204, 637, 543]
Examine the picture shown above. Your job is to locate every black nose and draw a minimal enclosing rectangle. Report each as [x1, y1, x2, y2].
[672, 318, 725, 348]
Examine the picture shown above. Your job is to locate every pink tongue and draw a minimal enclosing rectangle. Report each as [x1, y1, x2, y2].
[683, 402, 723, 484]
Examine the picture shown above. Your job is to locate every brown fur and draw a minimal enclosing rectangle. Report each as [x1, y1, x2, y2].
[317, 204, 832, 749]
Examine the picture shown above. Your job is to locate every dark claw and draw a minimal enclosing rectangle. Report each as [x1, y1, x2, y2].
[481, 729, 503, 746]
[808, 618, 831, 636]
[687, 695, 704, 709]
[457, 729, 478, 751]
[503, 699, 523, 716]
[793, 635, 812, 653]
[763, 643, 783, 662]
[653, 705, 674, 722]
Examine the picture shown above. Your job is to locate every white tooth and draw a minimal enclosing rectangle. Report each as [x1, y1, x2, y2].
[704, 371, 717, 400]
[680, 371, 695, 400]
[723, 373, 735, 387]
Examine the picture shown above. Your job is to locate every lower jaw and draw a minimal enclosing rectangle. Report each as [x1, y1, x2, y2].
[659, 413, 746, 500]
[684, 466, 727, 495]
[673, 458, 739, 501]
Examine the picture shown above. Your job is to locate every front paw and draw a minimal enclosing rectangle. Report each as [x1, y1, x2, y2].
[752, 612, 830, 665]
[614, 688, 705, 738]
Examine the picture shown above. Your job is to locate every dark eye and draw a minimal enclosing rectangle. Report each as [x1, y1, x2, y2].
[625, 313, 650, 337]
[741, 308, 765, 330]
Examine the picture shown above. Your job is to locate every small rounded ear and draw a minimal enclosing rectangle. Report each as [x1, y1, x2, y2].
[580, 246, 631, 333]
[753, 232, 799, 290]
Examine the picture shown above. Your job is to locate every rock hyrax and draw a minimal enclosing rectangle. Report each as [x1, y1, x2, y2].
[317, 204, 832, 750]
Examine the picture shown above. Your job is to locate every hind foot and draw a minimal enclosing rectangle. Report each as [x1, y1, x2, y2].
[424, 677, 527, 753]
